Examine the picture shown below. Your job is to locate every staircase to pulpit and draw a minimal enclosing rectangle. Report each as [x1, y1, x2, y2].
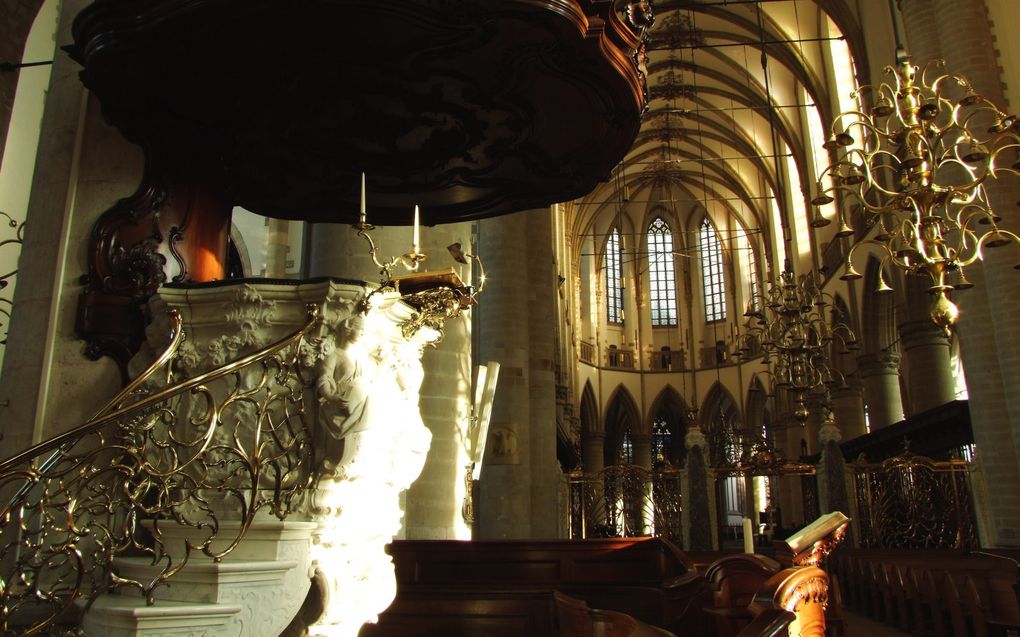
[0, 280, 443, 637]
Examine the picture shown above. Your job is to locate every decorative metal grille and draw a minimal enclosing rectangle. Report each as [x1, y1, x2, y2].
[567, 465, 682, 543]
[851, 451, 978, 550]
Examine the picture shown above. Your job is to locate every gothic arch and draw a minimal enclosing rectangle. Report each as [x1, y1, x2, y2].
[701, 382, 743, 467]
[604, 385, 641, 466]
[647, 385, 690, 467]
[580, 381, 600, 434]
[745, 376, 771, 437]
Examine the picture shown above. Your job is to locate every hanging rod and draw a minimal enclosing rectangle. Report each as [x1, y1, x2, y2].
[625, 154, 793, 163]
[660, 103, 815, 113]
[649, 35, 844, 51]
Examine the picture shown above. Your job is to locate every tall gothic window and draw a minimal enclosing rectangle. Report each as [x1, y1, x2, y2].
[747, 241, 761, 311]
[606, 227, 623, 324]
[647, 217, 677, 326]
[700, 218, 727, 322]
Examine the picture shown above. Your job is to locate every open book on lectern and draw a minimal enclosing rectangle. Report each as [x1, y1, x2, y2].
[775, 511, 850, 567]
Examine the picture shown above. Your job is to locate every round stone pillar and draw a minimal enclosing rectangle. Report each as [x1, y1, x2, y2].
[632, 433, 653, 470]
[900, 0, 1020, 548]
[582, 431, 606, 474]
[857, 352, 904, 429]
[684, 428, 714, 550]
[830, 382, 866, 440]
[306, 220, 474, 540]
[475, 208, 562, 538]
[898, 320, 955, 413]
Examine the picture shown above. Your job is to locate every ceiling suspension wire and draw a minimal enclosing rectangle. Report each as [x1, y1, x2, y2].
[754, 0, 793, 271]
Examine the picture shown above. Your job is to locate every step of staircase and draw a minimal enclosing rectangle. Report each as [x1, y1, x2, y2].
[81, 596, 242, 637]
[81, 519, 317, 636]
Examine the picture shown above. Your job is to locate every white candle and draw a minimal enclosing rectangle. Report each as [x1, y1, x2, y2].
[743, 517, 754, 554]
[413, 205, 420, 253]
[359, 172, 366, 224]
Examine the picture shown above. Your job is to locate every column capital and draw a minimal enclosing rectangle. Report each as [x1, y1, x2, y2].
[830, 382, 862, 400]
[685, 427, 707, 450]
[898, 319, 951, 352]
[583, 430, 607, 444]
[857, 351, 901, 376]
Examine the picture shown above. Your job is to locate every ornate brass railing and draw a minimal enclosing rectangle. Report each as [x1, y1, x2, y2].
[0, 211, 25, 351]
[0, 306, 320, 635]
[567, 464, 682, 542]
[850, 450, 978, 549]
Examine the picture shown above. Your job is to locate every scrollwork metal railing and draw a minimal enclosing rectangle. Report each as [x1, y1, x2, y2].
[0, 210, 25, 352]
[850, 449, 978, 549]
[0, 306, 321, 636]
[567, 464, 682, 542]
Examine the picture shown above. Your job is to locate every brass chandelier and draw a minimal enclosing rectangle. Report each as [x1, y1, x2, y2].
[738, 267, 857, 424]
[811, 52, 1020, 333]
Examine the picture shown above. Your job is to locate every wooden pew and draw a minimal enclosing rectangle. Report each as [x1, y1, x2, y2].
[702, 554, 782, 637]
[829, 549, 1020, 636]
[384, 538, 711, 637]
[359, 588, 678, 637]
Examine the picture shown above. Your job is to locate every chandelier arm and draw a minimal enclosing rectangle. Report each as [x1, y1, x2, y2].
[988, 142, 1020, 173]
[919, 59, 948, 89]
[976, 228, 1020, 253]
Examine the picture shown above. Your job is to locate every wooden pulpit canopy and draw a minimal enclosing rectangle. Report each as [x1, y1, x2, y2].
[67, 0, 651, 225]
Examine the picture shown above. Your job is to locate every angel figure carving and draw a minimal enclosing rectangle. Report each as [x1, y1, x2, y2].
[317, 313, 371, 440]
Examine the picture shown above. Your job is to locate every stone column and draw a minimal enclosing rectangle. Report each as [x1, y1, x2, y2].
[632, 433, 654, 536]
[404, 222, 473, 540]
[818, 414, 850, 518]
[684, 428, 714, 550]
[898, 320, 955, 413]
[306, 220, 474, 540]
[857, 352, 904, 429]
[830, 382, 867, 440]
[899, 0, 1020, 546]
[632, 433, 653, 470]
[583, 431, 606, 474]
[476, 210, 533, 538]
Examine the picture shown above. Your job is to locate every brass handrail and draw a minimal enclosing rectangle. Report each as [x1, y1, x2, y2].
[0, 305, 322, 635]
[0, 310, 186, 494]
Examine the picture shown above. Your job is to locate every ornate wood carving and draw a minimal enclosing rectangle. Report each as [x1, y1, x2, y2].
[749, 566, 830, 637]
[76, 158, 233, 382]
[67, 0, 652, 226]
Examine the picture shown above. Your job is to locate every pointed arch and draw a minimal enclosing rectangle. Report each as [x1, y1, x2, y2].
[604, 385, 641, 466]
[648, 385, 691, 467]
[745, 376, 772, 439]
[701, 382, 742, 467]
[580, 381, 600, 434]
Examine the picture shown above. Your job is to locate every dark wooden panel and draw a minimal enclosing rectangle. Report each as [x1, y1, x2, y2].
[67, 0, 652, 225]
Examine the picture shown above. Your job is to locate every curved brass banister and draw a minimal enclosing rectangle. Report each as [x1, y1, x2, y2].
[0, 304, 322, 635]
[0, 306, 318, 475]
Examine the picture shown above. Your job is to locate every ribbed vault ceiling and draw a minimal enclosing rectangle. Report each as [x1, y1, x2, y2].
[574, 0, 866, 273]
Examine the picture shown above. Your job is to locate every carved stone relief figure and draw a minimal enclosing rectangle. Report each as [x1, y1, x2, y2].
[316, 313, 370, 440]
